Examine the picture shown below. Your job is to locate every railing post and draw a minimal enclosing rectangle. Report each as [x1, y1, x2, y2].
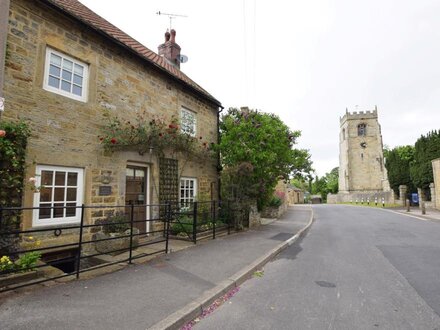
[76, 204, 85, 279]
[165, 202, 171, 254]
[128, 203, 135, 264]
[193, 201, 198, 244]
[212, 200, 216, 239]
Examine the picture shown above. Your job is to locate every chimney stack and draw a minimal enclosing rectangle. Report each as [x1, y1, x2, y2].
[158, 29, 181, 68]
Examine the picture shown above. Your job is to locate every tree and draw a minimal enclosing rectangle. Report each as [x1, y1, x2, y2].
[410, 130, 440, 189]
[218, 107, 312, 209]
[384, 145, 415, 195]
[310, 167, 339, 202]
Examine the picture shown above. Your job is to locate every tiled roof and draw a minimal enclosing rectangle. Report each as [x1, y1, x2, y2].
[42, 0, 221, 106]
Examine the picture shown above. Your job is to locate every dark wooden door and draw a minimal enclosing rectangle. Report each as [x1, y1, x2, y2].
[125, 166, 147, 233]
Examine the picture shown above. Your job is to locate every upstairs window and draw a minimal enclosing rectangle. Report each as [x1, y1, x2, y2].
[43, 48, 89, 102]
[181, 108, 197, 136]
[342, 128, 346, 140]
[357, 123, 366, 136]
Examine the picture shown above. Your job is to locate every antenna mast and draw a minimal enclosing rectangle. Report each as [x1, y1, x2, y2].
[156, 11, 188, 30]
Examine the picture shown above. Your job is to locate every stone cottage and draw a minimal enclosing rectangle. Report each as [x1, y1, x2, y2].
[1, 0, 222, 233]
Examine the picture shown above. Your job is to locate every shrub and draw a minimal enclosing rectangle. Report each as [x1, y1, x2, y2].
[268, 196, 282, 207]
[101, 212, 130, 234]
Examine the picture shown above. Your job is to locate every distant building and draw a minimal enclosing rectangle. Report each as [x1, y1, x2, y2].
[328, 108, 394, 204]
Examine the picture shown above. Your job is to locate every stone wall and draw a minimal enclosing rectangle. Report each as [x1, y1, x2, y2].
[3, 0, 219, 229]
[432, 159, 440, 210]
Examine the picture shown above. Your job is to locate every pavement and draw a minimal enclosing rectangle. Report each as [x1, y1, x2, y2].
[0, 205, 313, 330]
[385, 206, 440, 222]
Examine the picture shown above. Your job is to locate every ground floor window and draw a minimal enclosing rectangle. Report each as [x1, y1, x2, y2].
[33, 165, 84, 226]
[180, 177, 197, 206]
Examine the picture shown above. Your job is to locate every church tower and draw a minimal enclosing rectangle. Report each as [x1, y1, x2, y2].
[338, 107, 391, 197]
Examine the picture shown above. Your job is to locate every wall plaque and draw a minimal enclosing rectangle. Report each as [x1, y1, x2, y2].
[99, 186, 112, 196]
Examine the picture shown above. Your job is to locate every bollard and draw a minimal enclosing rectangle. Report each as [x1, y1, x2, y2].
[361, 198, 364, 205]
[421, 202, 426, 215]
[382, 198, 385, 207]
[406, 199, 410, 212]
[356, 199, 358, 204]
[367, 198, 370, 206]
[375, 198, 378, 206]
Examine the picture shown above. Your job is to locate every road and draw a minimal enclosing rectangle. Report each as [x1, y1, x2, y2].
[195, 205, 440, 329]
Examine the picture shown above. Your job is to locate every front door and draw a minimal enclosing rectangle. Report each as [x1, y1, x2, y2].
[125, 166, 149, 233]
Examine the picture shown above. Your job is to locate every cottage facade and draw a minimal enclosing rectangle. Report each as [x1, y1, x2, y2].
[2, 0, 222, 231]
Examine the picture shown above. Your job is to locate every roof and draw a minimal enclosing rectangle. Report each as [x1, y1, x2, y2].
[42, 0, 221, 107]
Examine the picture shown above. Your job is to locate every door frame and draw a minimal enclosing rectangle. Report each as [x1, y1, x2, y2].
[126, 162, 150, 233]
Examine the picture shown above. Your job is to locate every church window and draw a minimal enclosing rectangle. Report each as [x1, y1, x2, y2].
[358, 124, 366, 136]
[342, 129, 346, 140]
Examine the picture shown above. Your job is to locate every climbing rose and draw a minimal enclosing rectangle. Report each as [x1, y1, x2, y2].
[110, 138, 117, 144]
[0, 130, 6, 137]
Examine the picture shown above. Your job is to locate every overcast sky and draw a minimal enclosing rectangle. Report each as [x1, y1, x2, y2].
[79, 0, 440, 176]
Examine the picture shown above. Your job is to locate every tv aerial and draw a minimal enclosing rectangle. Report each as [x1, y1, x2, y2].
[156, 11, 188, 30]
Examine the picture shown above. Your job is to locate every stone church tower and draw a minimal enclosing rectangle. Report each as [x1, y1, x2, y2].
[330, 107, 393, 203]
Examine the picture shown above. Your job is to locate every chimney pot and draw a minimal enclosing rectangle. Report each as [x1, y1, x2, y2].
[170, 29, 176, 43]
[165, 31, 170, 42]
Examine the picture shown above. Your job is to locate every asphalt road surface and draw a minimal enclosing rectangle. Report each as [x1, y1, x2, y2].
[195, 205, 440, 330]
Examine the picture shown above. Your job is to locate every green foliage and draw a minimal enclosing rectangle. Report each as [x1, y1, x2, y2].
[0, 120, 30, 258]
[310, 167, 339, 202]
[410, 130, 440, 189]
[14, 251, 41, 272]
[0, 121, 30, 209]
[0, 252, 42, 274]
[217, 107, 313, 209]
[101, 212, 130, 234]
[268, 196, 282, 207]
[385, 145, 415, 195]
[99, 110, 213, 160]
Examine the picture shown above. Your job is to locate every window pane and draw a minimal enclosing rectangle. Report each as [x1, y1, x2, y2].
[135, 169, 145, 178]
[66, 203, 77, 217]
[41, 171, 53, 185]
[40, 187, 52, 202]
[63, 59, 73, 71]
[67, 172, 78, 186]
[72, 85, 82, 96]
[39, 204, 51, 219]
[48, 76, 60, 88]
[54, 187, 65, 201]
[74, 64, 84, 76]
[62, 70, 72, 81]
[126, 168, 135, 177]
[73, 74, 83, 85]
[66, 188, 76, 201]
[54, 203, 64, 218]
[49, 65, 61, 77]
[55, 171, 66, 185]
[50, 53, 62, 66]
[61, 80, 71, 92]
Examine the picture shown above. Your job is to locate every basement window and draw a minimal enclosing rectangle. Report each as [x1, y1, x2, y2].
[43, 47, 89, 102]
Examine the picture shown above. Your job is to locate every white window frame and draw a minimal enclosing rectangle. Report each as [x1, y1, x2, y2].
[43, 47, 89, 102]
[180, 177, 197, 206]
[181, 108, 197, 137]
[32, 165, 84, 227]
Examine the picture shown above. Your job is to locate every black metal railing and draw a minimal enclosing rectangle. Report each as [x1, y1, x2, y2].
[0, 200, 236, 293]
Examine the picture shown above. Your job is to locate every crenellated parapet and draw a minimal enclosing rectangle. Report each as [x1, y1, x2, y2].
[340, 108, 378, 125]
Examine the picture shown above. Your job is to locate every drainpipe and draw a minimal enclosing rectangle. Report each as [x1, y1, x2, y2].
[217, 105, 224, 202]
[0, 0, 10, 119]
